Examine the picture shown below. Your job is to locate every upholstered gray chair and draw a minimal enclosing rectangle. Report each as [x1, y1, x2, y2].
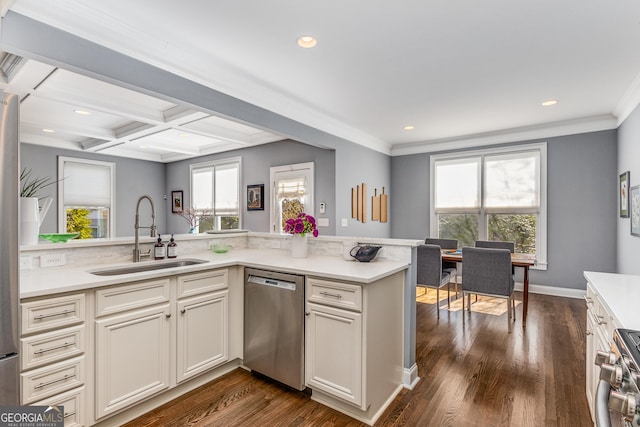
[461, 247, 516, 332]
[475, 240, 515, 274]
[417, 244, 452, 319]
[425, 238, 458, 296]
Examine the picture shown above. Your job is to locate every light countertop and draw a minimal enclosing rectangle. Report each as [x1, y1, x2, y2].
[584, 271, 640, 330]
[21, 249, 409, 299]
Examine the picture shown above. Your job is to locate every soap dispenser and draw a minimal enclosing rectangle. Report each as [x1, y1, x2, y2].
[167, 234, 178, 258]
[154, 234, 166, 260]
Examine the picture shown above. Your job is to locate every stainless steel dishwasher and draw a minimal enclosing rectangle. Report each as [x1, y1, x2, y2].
[244, 268, 305, 390]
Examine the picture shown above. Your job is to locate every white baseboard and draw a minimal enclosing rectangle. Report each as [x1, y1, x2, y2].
[403, 363, 420, 390]
[514, 282, 585, 299]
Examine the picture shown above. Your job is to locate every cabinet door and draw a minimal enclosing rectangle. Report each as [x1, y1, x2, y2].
[95, 304, 171, 419]
[176, 290, 229, 384]
[585, 303, 596, 418]
[305, 302, 363, 408]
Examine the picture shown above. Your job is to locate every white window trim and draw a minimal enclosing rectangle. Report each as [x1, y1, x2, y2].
[270, 162, 315, 234]
[189, 156, 242, 228]
[57, 156, 116, 237]
[430, 142, 547, 270]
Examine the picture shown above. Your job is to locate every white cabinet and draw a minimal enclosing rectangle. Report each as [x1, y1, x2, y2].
[584, 280, 619, 421]
[176, 270, 229, 383]
[305, 272, 404, 424]
[93, 270, 229, 421]
[94, 278, 171, 419]
[20, 293, 87, 426]
[306, 301, 363, 406]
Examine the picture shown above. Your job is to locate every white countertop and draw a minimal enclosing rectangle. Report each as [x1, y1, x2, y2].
[20, 249, 409, 299]
[584, 271, 640, 330]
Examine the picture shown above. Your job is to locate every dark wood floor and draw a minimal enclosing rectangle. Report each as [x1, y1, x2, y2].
[124, 291, 592, 427]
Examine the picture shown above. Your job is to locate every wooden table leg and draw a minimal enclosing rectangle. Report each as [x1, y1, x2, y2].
[522, 266, 529, 328]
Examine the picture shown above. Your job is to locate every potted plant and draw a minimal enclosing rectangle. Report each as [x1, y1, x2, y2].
[284, 212, 318, 258]
[19, 168, 56, 245]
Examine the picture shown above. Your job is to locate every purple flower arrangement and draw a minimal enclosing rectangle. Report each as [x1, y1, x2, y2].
[284, 212, 319, 237]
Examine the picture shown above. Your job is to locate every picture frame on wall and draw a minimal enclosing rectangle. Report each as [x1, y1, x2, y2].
[620, 171, 630, 218]
[171, 190, 183, 213]
[631, 185, 640, 236]
[247, 184, 264, 211]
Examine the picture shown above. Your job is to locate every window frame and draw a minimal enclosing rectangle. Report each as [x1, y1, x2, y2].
[270, 162, 314, 234]
[189, 156, 242, 231]
[57, 156, 116, 238]
[430, 143, 547, 270]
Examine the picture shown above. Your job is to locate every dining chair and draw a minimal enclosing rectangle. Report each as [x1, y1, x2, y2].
[475, 240, 515, 274]
[461, 247, 516, 332]
[416, 244, 452, 319]
[425, 238, 459, 296]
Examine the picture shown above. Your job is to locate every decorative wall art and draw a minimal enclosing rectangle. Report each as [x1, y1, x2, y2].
[631, 185, 640, 236]
[171, 190, 183, 213]
[350, 183, 388, 223]
[247, 184, 264, 211]
[620, 171, 630, 218]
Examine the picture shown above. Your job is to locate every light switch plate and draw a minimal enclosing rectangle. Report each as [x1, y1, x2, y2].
[318, 218, 329, 227]
[341, 218, 349, 227]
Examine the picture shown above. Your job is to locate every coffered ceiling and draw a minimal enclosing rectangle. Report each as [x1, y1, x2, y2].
[2, 0, 640, 160]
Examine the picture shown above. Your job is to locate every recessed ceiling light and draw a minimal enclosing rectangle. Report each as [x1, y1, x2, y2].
[74, 109, 91, 115]
[403, 125, 415, 131]
[541, 99, 558, 107]
[297, 35, 317, 48]
[42, 128, 55, 133]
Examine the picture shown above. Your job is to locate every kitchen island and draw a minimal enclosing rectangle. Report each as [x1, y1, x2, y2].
[19, 236, 411, 426]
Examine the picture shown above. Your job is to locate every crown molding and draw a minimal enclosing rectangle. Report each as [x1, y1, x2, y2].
[390, 114, 618, 157]
[614, 69, 640, 126]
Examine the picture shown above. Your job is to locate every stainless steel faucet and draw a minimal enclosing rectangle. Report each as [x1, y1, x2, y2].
[133, 194, 157, 262]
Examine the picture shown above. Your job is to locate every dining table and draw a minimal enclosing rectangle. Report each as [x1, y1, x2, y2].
[441, 250, 536, 327]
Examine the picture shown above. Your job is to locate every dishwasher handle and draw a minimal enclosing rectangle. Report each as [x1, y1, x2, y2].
[247, 274, 297, 291]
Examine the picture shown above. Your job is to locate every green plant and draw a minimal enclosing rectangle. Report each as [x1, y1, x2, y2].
[66, 208, 93, 239]
[20, 167, 58, 198]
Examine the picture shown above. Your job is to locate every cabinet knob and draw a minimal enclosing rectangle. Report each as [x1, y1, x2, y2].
[305, 312, 310, 316]
[180, 309, 186, 314]
[165, 313, 172, 318]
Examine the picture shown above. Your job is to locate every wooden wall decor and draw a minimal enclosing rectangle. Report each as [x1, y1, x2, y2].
[351, 183, 388, 223]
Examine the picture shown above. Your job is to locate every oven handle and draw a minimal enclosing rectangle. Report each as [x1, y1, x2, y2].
[595, 378, 613, 427]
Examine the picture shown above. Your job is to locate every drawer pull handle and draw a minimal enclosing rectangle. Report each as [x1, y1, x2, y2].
[34, 341, 75, 354]
[34, 374, 75, 389]
[33, 309, 75, 321]
[591, 312, 607, 325]
[584, 296, 593, 304]
[64, 412, 76, 419]
[319, 291, 342, 299]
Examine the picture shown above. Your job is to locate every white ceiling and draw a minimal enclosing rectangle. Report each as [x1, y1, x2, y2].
[3, 0, 640, 160]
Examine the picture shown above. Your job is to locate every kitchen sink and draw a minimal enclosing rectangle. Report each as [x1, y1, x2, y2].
[90, 258, 208, 276]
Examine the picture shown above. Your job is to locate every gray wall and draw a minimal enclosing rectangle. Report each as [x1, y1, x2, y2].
[391, 130, 618, 290]
[165, 140, 336, 235]
[20, 143, 167, 237]
[617, 104, 640, 273]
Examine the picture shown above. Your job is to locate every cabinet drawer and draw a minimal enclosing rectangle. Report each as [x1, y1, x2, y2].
[95, 278, 171, 316]
[307, 278, 362, 312]
[21, 356, 85, 404]
[22, 294, 85, 335]
[32, 386, 85, 427]
[177, 269, 228, 298]
[21, 325, 85, 371]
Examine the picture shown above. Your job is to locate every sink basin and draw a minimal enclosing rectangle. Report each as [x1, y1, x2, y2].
[90, 258, 208, 276]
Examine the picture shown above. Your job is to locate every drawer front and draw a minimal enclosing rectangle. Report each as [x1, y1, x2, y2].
[177, 269, 228, 298]
[307, 278, 362, 312]
[32, 386, 85, 427]
[95, 278, 171, 317]
[22, 294, 85, 335]
[21, 325, 85, 371]
[22, 356, 85, 404]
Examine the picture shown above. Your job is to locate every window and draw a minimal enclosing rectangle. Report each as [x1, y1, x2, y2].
[430, 143, 547, 269]
[270, 162, 314, 233]
[190, 157, 241, 231]
[58, 156, 115, 238]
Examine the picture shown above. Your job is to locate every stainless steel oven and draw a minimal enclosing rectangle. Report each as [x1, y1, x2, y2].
[595, 329, 640, 427]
